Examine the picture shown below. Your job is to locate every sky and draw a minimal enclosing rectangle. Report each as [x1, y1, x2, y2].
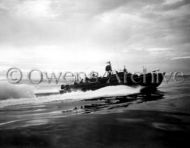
[0, 0, 190, 74]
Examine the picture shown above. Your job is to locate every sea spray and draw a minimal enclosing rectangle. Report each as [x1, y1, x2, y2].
[0, 85, 141, 108]
[0, 82, 35, 100]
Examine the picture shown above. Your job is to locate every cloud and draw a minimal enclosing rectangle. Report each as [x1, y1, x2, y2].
[171, 56, 190, 60]
[162, 0, 190, 10]
[0, 0, 190, 72]
[15, 0, 57, 19]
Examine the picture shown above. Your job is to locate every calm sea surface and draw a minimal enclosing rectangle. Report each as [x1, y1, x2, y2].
[0, 77, 190, 148]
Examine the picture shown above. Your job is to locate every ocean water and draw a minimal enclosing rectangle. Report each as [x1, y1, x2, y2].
[0, 77, 190, 148]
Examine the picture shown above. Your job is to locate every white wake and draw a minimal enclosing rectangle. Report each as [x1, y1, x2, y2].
[0, 84, 141, 108]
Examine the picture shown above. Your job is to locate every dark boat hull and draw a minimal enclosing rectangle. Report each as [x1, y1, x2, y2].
[60, 72, 165, 93]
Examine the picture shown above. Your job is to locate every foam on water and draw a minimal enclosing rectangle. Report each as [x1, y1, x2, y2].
[0, 85, 141, 108]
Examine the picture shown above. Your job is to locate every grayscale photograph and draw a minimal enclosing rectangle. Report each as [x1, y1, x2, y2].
[0, 0, 190, 148]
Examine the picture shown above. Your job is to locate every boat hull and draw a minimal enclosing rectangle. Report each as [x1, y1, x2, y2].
[60, 72, 165, 93]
